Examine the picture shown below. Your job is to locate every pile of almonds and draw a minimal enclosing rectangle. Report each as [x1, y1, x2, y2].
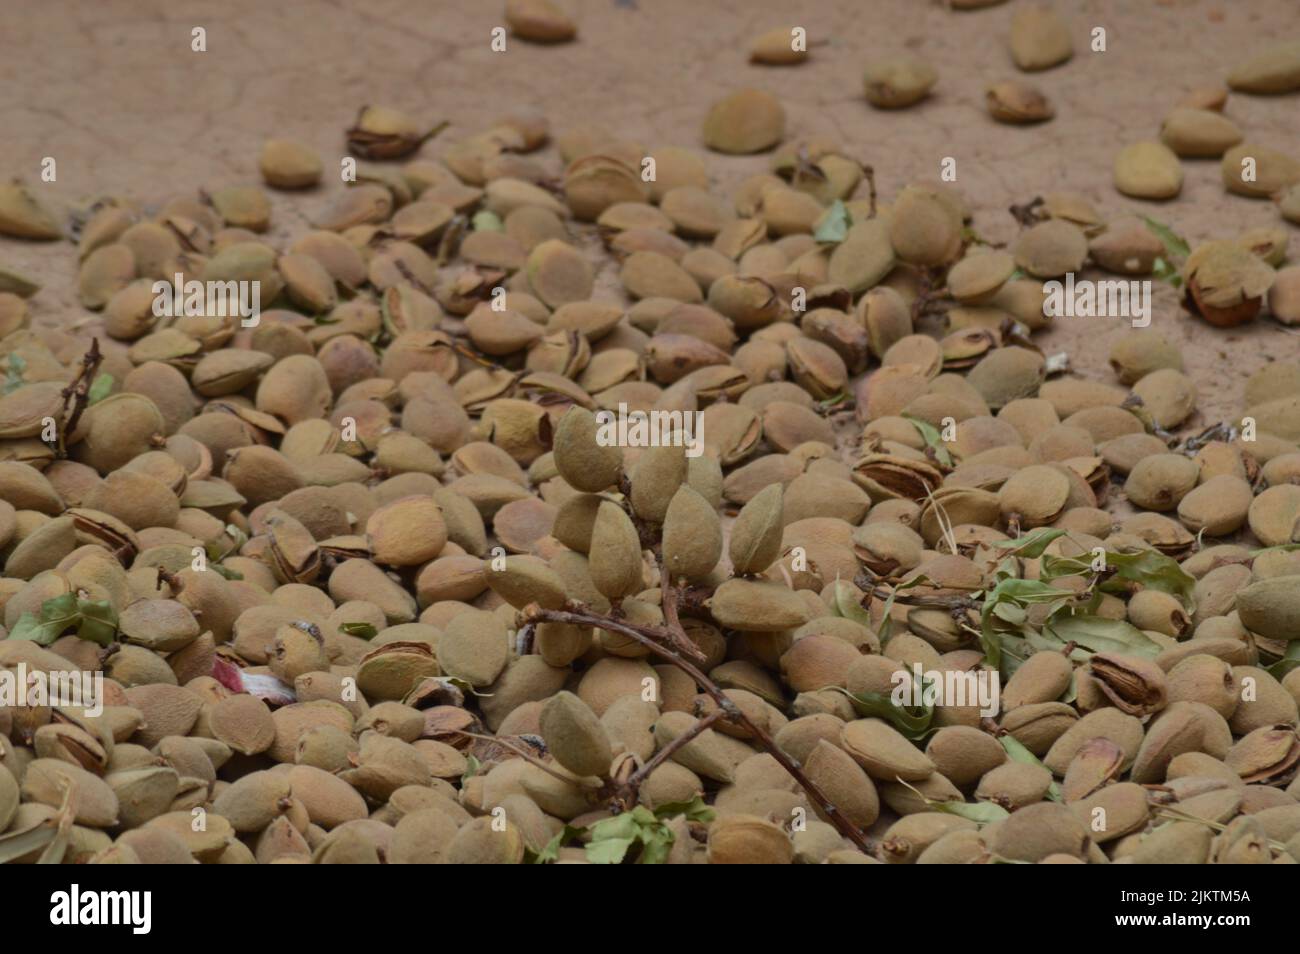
[1, 2, 1300, 866]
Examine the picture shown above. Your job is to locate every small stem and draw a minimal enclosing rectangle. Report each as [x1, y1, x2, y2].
[617, 706, 727, 806]
[675, 584, 713, 619]
[862, 163, 877, 218]
[1154, 808, 1289, 853]
[57, 337, 102, 458]
[657, 559, 708, 664]
[454, 729, 592, 789]
[1008, 196, 1045, 228]
[156, 566, 183, 594]
[617, 474, 660, 552]
[515, 621, 535, 656]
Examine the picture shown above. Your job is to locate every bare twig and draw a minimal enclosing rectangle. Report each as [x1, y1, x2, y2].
[525, 602, 879, 856]
[393, 258, 438, 297]
[57, 337, 102, 458]
[854, 573, 978, 613]
[674, 584, 713, 619]
[1008, 196, 1045, 227]
[615, 706, 728, 807]
[909, 267, 948, 325]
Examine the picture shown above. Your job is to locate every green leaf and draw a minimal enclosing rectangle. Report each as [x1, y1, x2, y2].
[203, 525, 250, 568]
[2, 353, 27, 395]
[207, 563, 244, 581]
[653, 794, 715, 823]
[586, 836, 636, 865]
[937, 800, 1010, 824]
[339, 621, 378, 639]
[816, 390, 851, 411]
[1141, 215, 1190, 261]
[42, 592, 81, 620]
[8, 612, 65, 646]
[531, 823, 585, 864]
[992, 601, 1028, 625]
[986, 578, 1080, 604]
[472, 210, 503, 232]
[1039, 546, 1196, 610]
[628, 806, 658, 826]
[1252, 543, 1300, 556]
[995, 631, 1035, 678]
[829, 579, 874, 629]
[8, 592, 82, 646]
[830, 685, 934, 741]
[589, 812, 639, 842]
[999, 734, 1063, 802]
[1060, 669, 1079, 704]
[979, 578, 1078, 669]
[903, 415, 953, 469]
[37, 824, 70, 865]
[446, 676, 494, 698]
[1036, 553, 1092, 579]
[1142, 217, 1188, 289]
[992, 528, 1069, 559]
[877, 573, 933, 643]
[1151, 256, 1183, 288]
[584, 808, 679, 864]
[75, 599, 118, 647]
[813, 199, 849, 244]
[1042, 614, 1163, 659]
[1099, 549, 1196, 609]
[1266, 641, 1300, 680]
[585, 812, 642, 864]
[87, 373, 114, 404]
[636, 827, 675, 865]
[0, 821, 57, 864]
[461, 754, 481, 782]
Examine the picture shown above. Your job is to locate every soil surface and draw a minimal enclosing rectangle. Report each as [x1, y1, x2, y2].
[2, 0, 1296, 429]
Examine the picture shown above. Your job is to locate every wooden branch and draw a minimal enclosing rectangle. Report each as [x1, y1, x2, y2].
[525, 603, 879, 857]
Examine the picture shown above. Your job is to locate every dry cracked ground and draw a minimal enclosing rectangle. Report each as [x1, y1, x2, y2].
[2, 0, 1297, 425]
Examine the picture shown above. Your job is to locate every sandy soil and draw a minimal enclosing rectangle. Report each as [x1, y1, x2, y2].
[1, 0, 1297, 430]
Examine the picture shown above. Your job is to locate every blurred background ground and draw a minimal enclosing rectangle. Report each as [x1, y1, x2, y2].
[1, 0, 1297, 427]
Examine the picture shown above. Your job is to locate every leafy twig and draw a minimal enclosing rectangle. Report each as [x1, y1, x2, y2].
[525, 602, 879, 856]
